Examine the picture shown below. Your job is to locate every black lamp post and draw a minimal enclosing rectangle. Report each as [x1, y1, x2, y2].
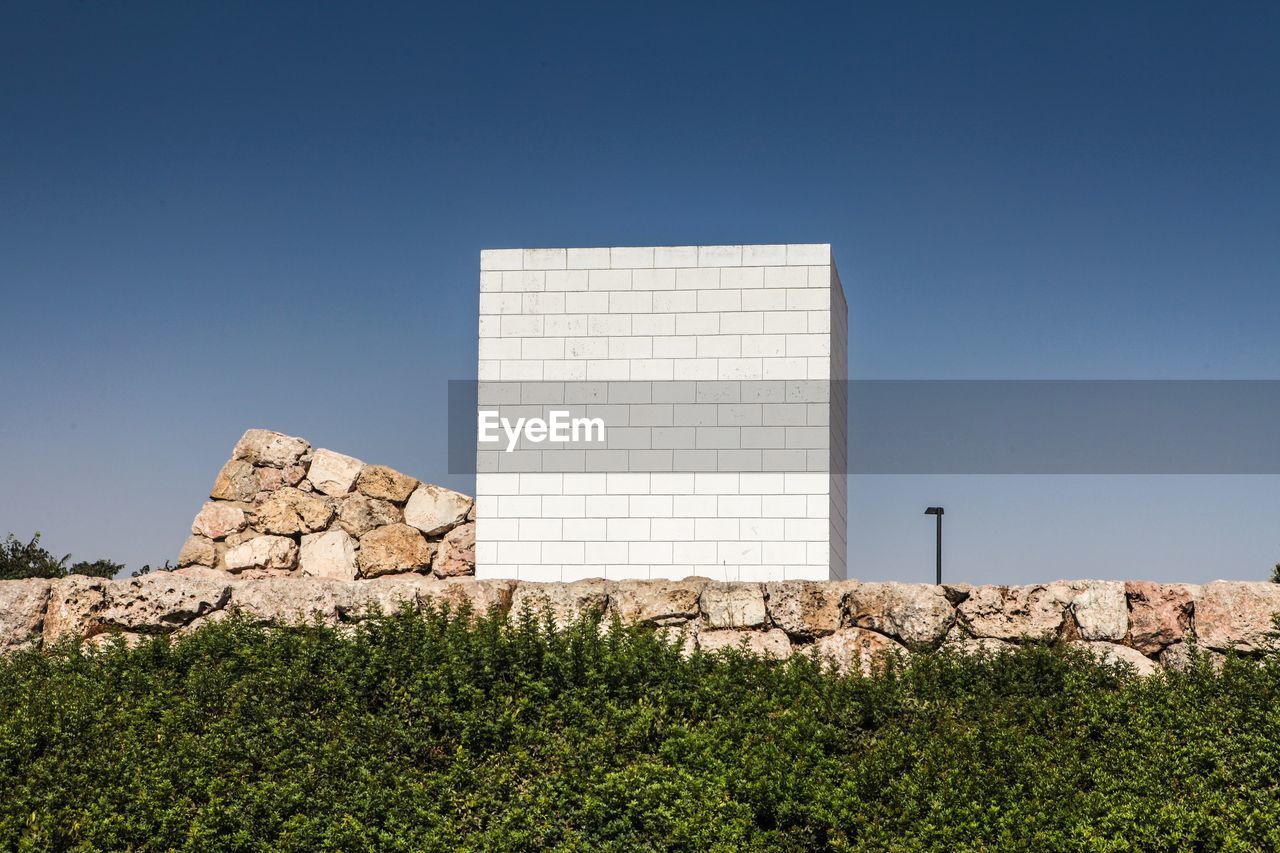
[924, 507, 944, 585]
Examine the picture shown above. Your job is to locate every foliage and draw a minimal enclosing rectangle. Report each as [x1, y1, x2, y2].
[1271, 563, 1280, 584]
[0, 609, 1275, 851]
[1, 532, 130, 580]
[68, 558, 126, 579]
[132, 559, 176, 578]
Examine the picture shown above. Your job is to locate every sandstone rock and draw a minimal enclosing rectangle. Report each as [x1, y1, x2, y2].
[1126, 581, 1196, 653]
[813, 627, 908, 676]
[1159, 641, 1225, 672]
[258, 463, 308, 493]
[1070, 640, 1159, 677]
[210, 459, 259, 502]
[356, 465, 419, 503]
[299, 530, 358, 581]
[96, 574, 231, 634]
[432, 521, 476, 578]
[1070, 581, 1128, 641]
[0, 579, 51, 653]
[699, 582, 767, 629]
[43, 575, 108, 644]
[177, 535, 216, 568]
[403, 484, 473, 537]
[846, 582, 955, 646]
[336, 494, 402, 537]
[224, 535, 298, 573]
[191, 501, 247, 540]
[957, 582, 1079, 641]
[1194, 581, 1280, 652]
[606, 578, 706, 625]
[357, 523, 434, 577]
[254, 487, 335, 535]
[511, 579, 609, 628]
[233, 428, 310, 468]
[226, 576, 355, 625]
[698, 628, 792, 658]
[765, 580, 857, 638]
[353, 576, 514, 619]
[306, 449, 365, 496]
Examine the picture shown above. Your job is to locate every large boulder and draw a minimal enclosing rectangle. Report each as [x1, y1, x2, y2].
[191, 502, 248, 540]
[356, 465, 419, 504]
[210, 459, 259, 502]
[357, 523, 434, 577]
[306, 449, 365, 496]
[699, 582, 768, 629]
[510, 579, 609, 628]
[355, 576, 514, 619]
[224, 535, 299, 572]
[0, 579, 52, 653]
[1194, 581, 1280, 652]
[224, 576, 355, 625]
[813, 627, 908, 676]
[257, 464, 306, 492]
[43, 575, 109, 644]
[765, 580, 857, 639]
[1070, 640, 1159, 677]
[95, 574, 231, 635]
[254, 487, 335, 536]
[845, 582, 955, 646]
[403, 484, 472, 537]
[1069, 581, 1128, 641]
[300, 530, 358, 581]
[698, 628, 791, 658]
[177, 535, 216, 568]
[336, 494, 402, 537]
[606, 578, 706, 626]
[1125, 581, 1196, 653]
[957, 582, 1080, 641]
[232, 429, 310, 468]
[432, 521, 477, 579]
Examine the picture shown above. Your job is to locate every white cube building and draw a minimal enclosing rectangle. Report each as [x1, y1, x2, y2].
[473, 244, 847, 582]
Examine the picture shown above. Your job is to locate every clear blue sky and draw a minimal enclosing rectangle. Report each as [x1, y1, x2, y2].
[3, 2, 1278, 583]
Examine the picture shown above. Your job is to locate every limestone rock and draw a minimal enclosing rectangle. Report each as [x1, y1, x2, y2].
[432, 521, 476, 578]
[225, 576, 355, 625]
[353, 576, 514, 619]
[210, 459, 259, 502]
[257, 464, 306, 493]
[43, 575, 109, 644]
[299, 530, 358, 581]
[96, 574, 231, 634]
[957, 582, 1079, 641]
[0, 579, 52, 654]
[606, 578, 706, 625]
[254, 487, 335, 535]
[336, 494, 402, 537]
[699, 582, 767, 629]
[1070, 581, 1128, 641]
[1159, 641, 1225, 672]
[846, 582, 955, 646]
[356, 465, 419, 504]
[403, 484, 473, 537]
[224, 535, 298, 573]
[698, 628, 791, 658]
[1070, 640, 1159, 677]
[177, 535, 216, 569]
[813, 627, 908, 676]
[357, 523, 434, 577]
[233, 428, 310, 468]
[765, 580, 857, 638]
[306, 449, 365, 496]
[1126, 581, 1196, 653]
[191, 501, 247, 540]
[510, 579, 609, 628]
[1194, 581, 1280, 652]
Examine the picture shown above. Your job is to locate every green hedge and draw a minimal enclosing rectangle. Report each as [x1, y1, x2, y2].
[0, 609, 1275, 852]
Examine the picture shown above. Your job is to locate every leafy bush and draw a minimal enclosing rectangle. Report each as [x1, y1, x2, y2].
[0, 532, 129, 580]
[0, 609, 1276, 851]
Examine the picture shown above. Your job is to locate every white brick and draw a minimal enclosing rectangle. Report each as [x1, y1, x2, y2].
[477, 518, 519, 540]
[784, 472, 828, 493]
[696, 335, 741, 358]
[609, 291, 652, 313]
[673, 358, 718, 379]
[566, 291, 609, 313]
[654, 245, 698, 267]
[564, 518, 607, 540]
[741, 334, 786, 357]
[717, 358, 762, 380]
[632, 313, 676, 335]
[674, 494, 717, 516]
[542, 495, 586, 517]
[742, 289, 787, 311]
[763, 541, 808, 564]
[608, 336, 652, 359]
[497, 541, 541, 563]
[478, 338, 520, 359]
[611, 246, 654, 268]
[587, 541, 628, 563]
[786, 244, 830, 265]
[675, 312, 718, 335]
[630, 541, 672, 564]
[674, 541, 717, 564]
[479, 293, 521, 315]
[588, 269, 632, 290]
[562, 473, 607, 494]
[652, 336, 695, 357]
[519, 473, 564, 494]
[763, 310, 808, 334]
[521, 292, 565, 314]
[607, 518, 650, 540]
[764, 266, 808, 288]
[519, 518, 563, 541]
[565, 336, 607, 359]
[545, 315, 586, 336]
[480, 248, 522, 270]
[500, 315, 543, 337]
[742, 244, 787, 266]
[763, 358, 808, 380]
[606, 472, 650, 494]
[632, 268, 676, 290]
[543, 541, 585, 563]
[786, 289, 828, 310]
[544, 360, 586, 381]
[717, 541, 760, 564]
[476, 473, 520, 495]
[479, 271, 503, 293]
[630, 359, 674, 380]
[518, 565, 562, 582]
[523, 248, 566, 270]
[499, 360, 543, 381]
[586, 359, 629, 381]
[806, 266, 831, 287]
[694, 473, 739, 494]
[587, 314, 631, 336]
[697, 518, 739, 540]
[739, 473, 784, 493]
[675, 268, 719, 290]
[650, 472, 695, 493]
[718, 495, 761, 516]
[808, 310, 831, 332]
[786, 333, 830, 357]
[567, 247, 611, 269]
[698, 245, 742, 266]
[478, 316, 498, 338]
[720, 267, 764, 289]
[720, 311, 763, 334]
[651, 517, 694, 540]
[630, 495, 673, 516]
[502, 270, 545, 292]
[807, 358, 831, 379]
[653, 290, 696, 312]
[697, 289, 741, 312]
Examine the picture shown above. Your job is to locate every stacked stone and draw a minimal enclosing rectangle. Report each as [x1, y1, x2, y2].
[180, 429, 476, 580]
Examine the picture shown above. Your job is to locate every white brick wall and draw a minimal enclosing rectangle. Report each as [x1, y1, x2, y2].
[475, 244, 848, 582]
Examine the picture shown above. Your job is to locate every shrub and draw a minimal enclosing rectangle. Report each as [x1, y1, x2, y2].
[0, 532, 129, 580]
[0, 609, 1276, 850]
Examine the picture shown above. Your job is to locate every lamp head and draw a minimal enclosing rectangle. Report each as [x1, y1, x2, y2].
[924, 507, 944, 515]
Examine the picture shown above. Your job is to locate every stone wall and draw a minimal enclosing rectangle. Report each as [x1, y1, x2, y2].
[4, 573, 1280, 675]
[181, 429, 477, 580]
